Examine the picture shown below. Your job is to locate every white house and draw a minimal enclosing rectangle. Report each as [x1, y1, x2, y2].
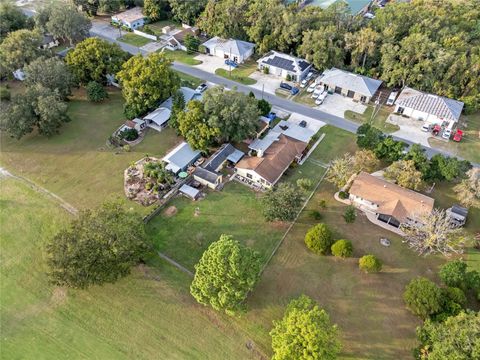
[257, 51, 312, 82]
[111, 7, 145, 30]
[143, 107, 171, 132]
[317, 68, 382, 103]
[201, 37, 255, 64]
[394, 87, 464, 123]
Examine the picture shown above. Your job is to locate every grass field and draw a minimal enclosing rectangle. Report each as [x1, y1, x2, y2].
[345, 105, 399, 133]
[0, 87, 181, 212]
[164, 50, 202, 65]
[118, 33, 152, 47]
[215, 61, 257, 85]
[0, 178, 261, 359]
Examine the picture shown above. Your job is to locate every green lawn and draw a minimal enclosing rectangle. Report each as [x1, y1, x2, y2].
[147, 20, 180, 36]
[163, 50, 202, 65]
[293, 88, 316, 106]
[0, 178, 260, 359]
[118, 33, 153, 47]
[428, 112, 480, 163]
[0, 87, 181, 212]
[215, 61, 257, 85]
[345, 105, 399, 133]
[174, 70, 204, 89]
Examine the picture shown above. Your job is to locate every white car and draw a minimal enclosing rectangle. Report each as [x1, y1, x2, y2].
[305, 72, 314, 80]
[300, 79, 308, 88]
[306, 83, 316, 93]
[442, 128, 452, 140]
[315, 92, 327, 105]
[311, 87, 323, 99]
[421, 123, 431, 132]
[195, 83, 208, 93]
[386, 91, 398, 106]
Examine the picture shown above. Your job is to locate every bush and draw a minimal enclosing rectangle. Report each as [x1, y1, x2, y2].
[319, 199, 327, 209]
[142, 25, 154, 35]
[338, 191, 349, 199]
[0, 86, 11, 101]
[285, 74, 291, 81]
[120, 128, 139, 141]
[145, 182, 153, 190]
[343, 205, 356, 223]
[86, 81, 108, 102]
[304, 223, 333, 255]
[310, 210, 322, 220]
[439, 260, 467, 289]
[358, 255, 382, 273]
[123, 144, 131, 152]
[331, 239, 353, 258]
[297, 178, 313, 192]
[257, 98, 271, 116]
[263, 66, 269, 75]
[403, 277, 443, 319]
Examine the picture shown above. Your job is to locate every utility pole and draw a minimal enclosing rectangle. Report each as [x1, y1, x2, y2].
[262, 84, 265, 100]
[229, 47, 232, 77]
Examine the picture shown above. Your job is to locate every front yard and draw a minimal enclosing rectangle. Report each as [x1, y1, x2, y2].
[118, 33, 152, 47]
[163, 50, 202, 65]
[345, 105, 399, 133]
[215, 60, 258, 85]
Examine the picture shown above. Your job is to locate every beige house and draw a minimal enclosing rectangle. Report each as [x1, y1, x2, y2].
[349, 172, 435, 229]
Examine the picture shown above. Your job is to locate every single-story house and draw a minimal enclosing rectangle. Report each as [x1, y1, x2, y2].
[166, 26, 200, 52]
[111, 7, 145, 29]
[202, 37, 255, 64]
[163, 142, 201, 175]
[348, 172, 435, 230]
[317, 68, 382, 103]
[271, 120, 315, 143]
[257, 51, 312, 82]
[179, 184, 201, 200]
[40, 35, 59, 50]
[394, 87, 464, 123]
[143, 107, 171, 132]
[159, 87, 200, 110]
[193, 167, 222, 189]
[236, 134, 307, 189]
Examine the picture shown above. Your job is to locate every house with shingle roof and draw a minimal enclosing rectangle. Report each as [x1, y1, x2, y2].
[202, 37, 255, 64]
[257, 51, 312, 82]
[111, 7, 145, 30]
[348, 172, 434, 230]
[394, 87, 464, 123]
[317, 68, 382, 103]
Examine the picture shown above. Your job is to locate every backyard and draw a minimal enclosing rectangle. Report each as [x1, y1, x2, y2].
[118, 33, 152, 47]
[215, 60, 258, 85]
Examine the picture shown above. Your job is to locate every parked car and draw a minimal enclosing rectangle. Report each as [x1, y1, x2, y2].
[307, 83, 316, 93]
[453, 129, 463, 142]
[311, 87, 323, 99]
[280, 82, 292, 91]
[305, 72, 314, 81]
[300, 79, 308, 88]
[432, 124, 442, 136]
[299, 120, 307, 128]
[386, 91, 398, 106]
[442, 128, 452, 140]
[291, 87, 299, 95]
[267, 112, 277, 122]
[421, 123, 431, 132]
[224, 59, 238, 68]
[195, 83, 208, 93]
[315, 92, 328, 105]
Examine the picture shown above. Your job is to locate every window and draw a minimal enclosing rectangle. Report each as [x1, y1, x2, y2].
[246, 173, 252, 179]
[397, 107, 405, 114]
[360, 96, 367, 103]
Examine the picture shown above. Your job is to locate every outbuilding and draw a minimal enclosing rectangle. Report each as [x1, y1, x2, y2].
[193, 167, 222, 189]
[179, 184, 201, 200]
[143, 107, 171, 132]
[163, 142, 201, 175]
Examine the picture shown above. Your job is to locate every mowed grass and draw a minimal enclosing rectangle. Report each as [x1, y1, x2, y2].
[0, 178, 261, 359]
[345, 105, 399, 133]
[118, 33, 152, 47]
[0, 87, 181, 212]
[163, 50, 202, 65]
[215, 61, 257, 85]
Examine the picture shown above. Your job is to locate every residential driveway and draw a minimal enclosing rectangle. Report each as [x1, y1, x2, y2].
[388, 114, 432, 146]
[193, 54, 229, 73]
[249, 72, 282, 95]
[289, 113, 325, 133]
[141, 41, 167, 53]
[315, 93, 367, 118]
[90, 20, 122, 40]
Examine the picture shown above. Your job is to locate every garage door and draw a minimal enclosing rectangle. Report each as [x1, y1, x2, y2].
[347, 90, 355, 98]
[335, 86, 342, 94]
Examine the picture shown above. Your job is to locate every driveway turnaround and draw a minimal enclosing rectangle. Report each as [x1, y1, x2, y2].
[317, 93, 367, 118]
[193, 54, 229, 73]
[249, 72, 283, 95]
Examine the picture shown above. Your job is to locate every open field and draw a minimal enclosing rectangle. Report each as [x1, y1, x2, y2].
[0, 87, 181, 212]
[215, 61, 258, 85]
[0, 178, 261, 359]
[428, 112, 480, 163]
[118, 33, 152, 47]
[345, 105, 399, 133]
[163, 50, 202, 65]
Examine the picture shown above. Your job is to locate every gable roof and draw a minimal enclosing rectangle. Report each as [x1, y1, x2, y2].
[258, 51, 311, 74]
[193, 167, 221, 184]
[159, 87, 199, 110]
[236, 134, 307, 184]
[349, 172, 434, 223]
[203, 144, 244, 172]
[395, 87, 464, 121]
[202, 36, 255, 57]
[171, 27, 199, 44]
[319, 68, 382, 97]
[112, 7, 144, 23]
[163, 142, 201, 174]
[143, 107, 171, 127]
[271, 120, 315, 143]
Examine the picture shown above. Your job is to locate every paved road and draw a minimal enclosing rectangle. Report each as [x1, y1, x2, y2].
[88, 27, 477, 165]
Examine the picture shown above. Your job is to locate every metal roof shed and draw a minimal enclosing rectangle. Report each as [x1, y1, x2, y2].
[163, 142, 201, 174]
[227, 149, 244, 164]
[179, 184, 200, 200]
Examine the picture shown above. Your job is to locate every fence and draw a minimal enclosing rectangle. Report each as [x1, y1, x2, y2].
[133, 29, 157, 41]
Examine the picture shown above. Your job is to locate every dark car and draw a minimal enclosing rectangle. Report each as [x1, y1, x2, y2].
[291, 87, 299, 95]
[299, 120, 307, 128]
[224, 59, 238, 68]
[280, 82, 292, 91]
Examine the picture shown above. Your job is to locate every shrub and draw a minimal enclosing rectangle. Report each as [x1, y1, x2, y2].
[86, 81, 108, 102]
[142, 25, 154, 35]
[285, 74, 292, 81]
[120, 128, 139, 141]
[319, 199, 327, 209]
[310, 210, 322, 220]
[123, 144, 131, 152]
[338, 191, 349, 199]
[145, 182, 153, 190]
[0, 86, 11, 101]
[257, 99, 271, 116]
[439, 260, 468, 289]
[297, 178, 313, 192]
[263, 66, 269, 75]
[343, 205, 356, 223]
[403, 277, 443, 319]
[304, 223, 333, 255]
[358, 255, 382, 273]
[331, 239, 353, 258]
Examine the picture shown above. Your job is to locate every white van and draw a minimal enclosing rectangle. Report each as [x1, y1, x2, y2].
[442, 121, 455, 140]
[315, 92, 328, 105]
[311, 87, 323, 99]
[386, 91, 398, 106]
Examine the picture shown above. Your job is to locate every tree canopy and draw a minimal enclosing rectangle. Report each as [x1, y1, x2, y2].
[384, 160, 423, 190]
[143, 0, 171, 22]
[453, 168, 480, 208]
[117, 52, 179, 118]
[270, 295, 341, 360]
[403, 277, 443, 319]
[190, 235, 261, 315]
[46, 201, 149, 288]
[0, 29, 42, 74]
[304, 223, 333, 255]
[168, 0, 207, 25]
[0, 1, 31, 41]
[262, 183, 303, 222]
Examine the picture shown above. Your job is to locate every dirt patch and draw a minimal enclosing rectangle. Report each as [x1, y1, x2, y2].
[163, 206, 177, 217]
[50, 287, 67, 306]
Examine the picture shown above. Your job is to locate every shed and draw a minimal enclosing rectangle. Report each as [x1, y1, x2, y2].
[193, 167, 222, 190]
[144, 107, 171, 131]
[179, 184, 200, 200]
[163, 142, 201, 174]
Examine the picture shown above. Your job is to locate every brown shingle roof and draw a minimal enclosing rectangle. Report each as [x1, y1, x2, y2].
[173, 28, 199, 44]
[236, 134, 307, 184]
[349, 172, 434, 222]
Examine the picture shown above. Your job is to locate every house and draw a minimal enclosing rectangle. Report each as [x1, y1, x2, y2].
[202, 37, 255, 64]
[310, 0, 372, 14]
[257, 51, 312, 82]
[179, 184, 201, 200]
[159, 87, 200, 110]
[40, 35, 59, 50]
[235, 134, 307, 189]
[143, 107, 171, 132]
[394, 87, 464, 123]
[193, 144, 244, 189]
[163, 142, 201, 175]
[348, 172, 435, 230]
[271, 120, 315, 143]
[317, 68, 382, 104]
[166, 26, 200, 52]
[111, 7, 145, 30]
